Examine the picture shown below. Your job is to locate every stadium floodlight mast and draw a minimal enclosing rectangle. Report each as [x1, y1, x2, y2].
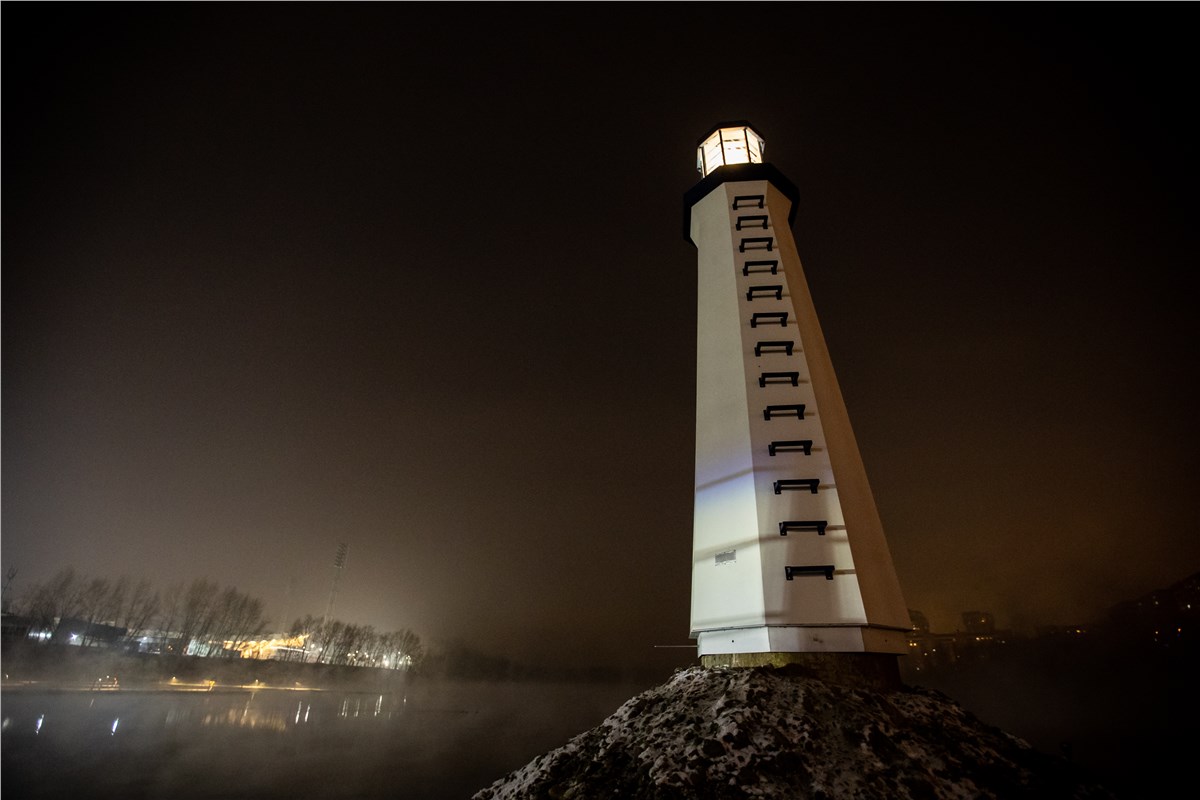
[323, 542, 349, 628]
[683, 122, 910, 683]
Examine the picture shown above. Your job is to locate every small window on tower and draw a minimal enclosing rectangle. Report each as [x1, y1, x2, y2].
[758, 372, 800, 387]
[732, 195, 765, 209]
[774, 478, 820, 494]
[736, 215, 769, 231]
[785, 565, 835, 581]
[742, 260, 779, 276]
[779, 520, 828, 536]
[739, 237, 774, 252]
[754, 341, 794, 356]
[746, 285, 783, 301]
[750, 311, 788, 328]
[763, 404, 805, 420]
[769, 439, 813, 456]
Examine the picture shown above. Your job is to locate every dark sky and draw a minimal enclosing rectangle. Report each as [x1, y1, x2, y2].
[3, 4, 1196, 672]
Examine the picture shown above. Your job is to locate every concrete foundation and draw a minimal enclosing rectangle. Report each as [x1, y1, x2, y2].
[698, 651, 901, 692]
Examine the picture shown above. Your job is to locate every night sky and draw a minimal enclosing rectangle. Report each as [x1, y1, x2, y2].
[3, 4, 1196, 673]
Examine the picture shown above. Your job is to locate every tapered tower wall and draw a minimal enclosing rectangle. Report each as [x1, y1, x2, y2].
[686, 146, 909, 658]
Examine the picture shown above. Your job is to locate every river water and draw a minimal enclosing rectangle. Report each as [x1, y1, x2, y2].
[1, 680, 646, 799]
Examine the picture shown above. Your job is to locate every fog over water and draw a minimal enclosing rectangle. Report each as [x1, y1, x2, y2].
[2, 642, 1193, 800]
[1, 680, 647, 800]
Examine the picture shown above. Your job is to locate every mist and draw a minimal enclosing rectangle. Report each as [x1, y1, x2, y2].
[3, 631, 1194, 799]
[1, 672, 656, 800]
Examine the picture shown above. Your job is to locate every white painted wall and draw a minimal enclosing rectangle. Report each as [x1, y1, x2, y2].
[688, 175, 910, 655]
[691, 185, 765, 632]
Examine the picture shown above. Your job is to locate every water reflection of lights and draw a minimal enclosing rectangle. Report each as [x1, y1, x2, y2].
[9, 691, 417, 745]
[201, 707, 289, 733]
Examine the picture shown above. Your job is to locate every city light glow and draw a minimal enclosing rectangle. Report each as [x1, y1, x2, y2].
[223, 633, 309, 660]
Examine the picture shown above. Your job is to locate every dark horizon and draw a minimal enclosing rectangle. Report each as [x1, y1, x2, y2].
[3, 4, 1197, 673]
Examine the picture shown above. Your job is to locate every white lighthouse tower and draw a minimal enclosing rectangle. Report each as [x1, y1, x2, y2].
[684, 122, 910, 677]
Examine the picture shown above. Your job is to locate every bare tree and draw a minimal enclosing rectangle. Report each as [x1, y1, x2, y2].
[157, 581, 184, 653]
[311, 619, 344, 664]
[289, 614, 320, 638]
[117, 578, 161, 647]
[360, 625, 385, 666]
[336, 623, 377, 666]
[172, 578, 220, 656]
[104, 576, 130, 625]
[284, 614, 321, 661]
[23, 567, 86, 641]
[15, 566, 425, 672]
[76, 576, 113, 647]
[211, 587, 267, 656]
[383, 628, 424, 670]
[208, 587, 239, 655]
[328, 623, 366, 665]
[227, 590, 266, 654]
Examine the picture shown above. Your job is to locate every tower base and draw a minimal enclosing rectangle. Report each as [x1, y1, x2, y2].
[695, 625, 908, 657]
[699, 651, 901, 691]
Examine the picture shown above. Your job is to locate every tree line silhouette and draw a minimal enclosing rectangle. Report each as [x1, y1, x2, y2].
[10, 566, 423, 669]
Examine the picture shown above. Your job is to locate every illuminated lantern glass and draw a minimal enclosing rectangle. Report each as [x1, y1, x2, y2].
[696, 124, 766, 177]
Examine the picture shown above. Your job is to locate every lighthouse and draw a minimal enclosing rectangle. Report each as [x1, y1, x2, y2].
[684, 122, 910, 675]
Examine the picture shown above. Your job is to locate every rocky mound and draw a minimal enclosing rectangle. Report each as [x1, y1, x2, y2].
[473, 665, 1116, 799]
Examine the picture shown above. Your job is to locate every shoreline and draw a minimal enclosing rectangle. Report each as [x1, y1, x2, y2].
[0, 680, 376, 695]
[1, 640, 414, 694]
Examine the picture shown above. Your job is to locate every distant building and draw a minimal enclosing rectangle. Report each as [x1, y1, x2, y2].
[1, 612, 34, 645]
[904, 573, 1200, 678]
[902, 609, 1013, 672]
[961, 611, 995, 635]
[904, 610, 957, 672]
[1036, 624, 1091, 640]
[50, 617, 128, 647]
[904, 634, 958, 673]
[1104, 571, 1198, 649]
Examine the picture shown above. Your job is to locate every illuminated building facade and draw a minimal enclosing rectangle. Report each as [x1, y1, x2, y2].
[684, 122, 910, 665]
